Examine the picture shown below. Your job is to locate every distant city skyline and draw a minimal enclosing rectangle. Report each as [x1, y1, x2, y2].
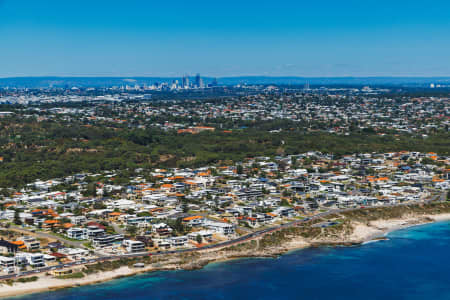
[1, 0, 450, 77]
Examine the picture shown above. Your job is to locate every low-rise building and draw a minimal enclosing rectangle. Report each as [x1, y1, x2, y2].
[205, 221, 235, 236]
[15, 252, 45, 267]
[123, 240, 145, 253]
[67, 227, 88, 240]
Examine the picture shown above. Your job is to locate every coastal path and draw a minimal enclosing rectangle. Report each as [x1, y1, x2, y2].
[0, 196, 446, 281]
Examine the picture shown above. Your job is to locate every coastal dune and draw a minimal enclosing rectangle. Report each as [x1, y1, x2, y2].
[2, 204, 450, 299]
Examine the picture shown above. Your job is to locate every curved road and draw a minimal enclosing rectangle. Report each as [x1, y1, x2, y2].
[0, 193, 446, 281]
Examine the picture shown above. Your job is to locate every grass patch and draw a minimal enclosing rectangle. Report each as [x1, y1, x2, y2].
[16, 276, 39, 283]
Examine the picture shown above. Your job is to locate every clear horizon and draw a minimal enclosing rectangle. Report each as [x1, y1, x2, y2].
[1, 0, 450, 77]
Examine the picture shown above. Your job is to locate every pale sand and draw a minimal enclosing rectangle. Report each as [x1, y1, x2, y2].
[2, 213, 450, 298]
[348, 213, 450, 243]
[0, 262, 179, 299]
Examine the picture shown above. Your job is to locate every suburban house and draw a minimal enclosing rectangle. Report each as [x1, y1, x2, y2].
[182, 215, 204, 227]
[122, 240, 145, 253]
[66, 227, 88, 240]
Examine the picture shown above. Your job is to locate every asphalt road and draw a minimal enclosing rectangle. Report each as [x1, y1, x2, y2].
[0, 193, 447, 281]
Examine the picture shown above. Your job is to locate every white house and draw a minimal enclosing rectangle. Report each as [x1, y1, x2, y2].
[15, 253, 45, 267]
[123, 240, 145, 253]
[67, 228, 88, 240]
[205, 221, 235, 236]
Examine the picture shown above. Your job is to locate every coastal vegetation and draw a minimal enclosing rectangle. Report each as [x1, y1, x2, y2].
[225, 202, 450, 253]
[2, 202, 450, 294]
[1, 276, 39, 286]
[338, 202, 450, 221]
[56, 272, 85, 280]
[83, 255, 167, 275]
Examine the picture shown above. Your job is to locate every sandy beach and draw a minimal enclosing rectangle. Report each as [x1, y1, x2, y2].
[1, 212, 450, 299]
[348, 213, 450, 243]
[0, 261, 182, 299]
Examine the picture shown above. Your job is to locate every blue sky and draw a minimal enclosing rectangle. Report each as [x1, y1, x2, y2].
[0, 0, 449, 77]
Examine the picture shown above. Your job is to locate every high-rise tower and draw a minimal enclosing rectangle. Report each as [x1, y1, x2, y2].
[195, 73, 201, 88]
[182, 75, 189, 88]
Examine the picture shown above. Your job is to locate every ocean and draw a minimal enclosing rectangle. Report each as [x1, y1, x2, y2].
[14, 221, 450, 300]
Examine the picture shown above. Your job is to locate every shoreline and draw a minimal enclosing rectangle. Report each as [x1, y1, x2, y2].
[367, 213, 450, 241]
[2, 212, 450, 299]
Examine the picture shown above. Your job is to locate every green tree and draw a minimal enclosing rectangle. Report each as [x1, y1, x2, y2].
[291, 156, 297, 167]
[14, 210, 22, 225]
[236, 164, 243, 174]
[280, 198, 290, 207]
[196, 234, 202, 244]
[93, 202, 106, 209]
[182, 201, 188, 213]
[72, 207, 82, 216]
[82, 183, 97, 197]
[126, 225, 138, 236]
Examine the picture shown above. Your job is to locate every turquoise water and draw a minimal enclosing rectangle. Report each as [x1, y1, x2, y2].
[14, 221, 450, 300]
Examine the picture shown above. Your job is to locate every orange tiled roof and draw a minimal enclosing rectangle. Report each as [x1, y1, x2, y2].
[44, 220, 59, 224]
[433, 178, 445, 182]
[183, 216, 203, 221]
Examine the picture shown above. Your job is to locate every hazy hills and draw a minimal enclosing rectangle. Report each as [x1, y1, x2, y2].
[0, 76, 449, 88]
